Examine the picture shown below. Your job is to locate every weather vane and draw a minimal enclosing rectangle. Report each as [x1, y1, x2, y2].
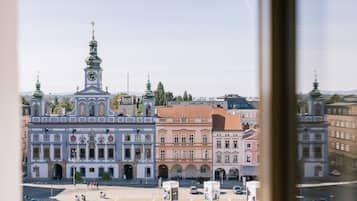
[36, 70, 40, 82]
[91, 21, 95, 40]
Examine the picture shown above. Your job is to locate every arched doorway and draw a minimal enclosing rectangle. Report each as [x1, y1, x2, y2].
[170, 164, 183, 179]
[200, 165, 211, 178]
[185, 165, 197, 179]
[228, 168, 239, 180]
[124, 164, 133, 179]
[158, 164, 168, 179]
[214, 168, 226, 180]
[53, 164, 63, 180]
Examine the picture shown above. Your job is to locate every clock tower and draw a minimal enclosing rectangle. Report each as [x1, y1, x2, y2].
[84, 21, 103, 89]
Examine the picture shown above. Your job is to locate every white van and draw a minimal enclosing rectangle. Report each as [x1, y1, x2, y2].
[246, 181, 260, 201]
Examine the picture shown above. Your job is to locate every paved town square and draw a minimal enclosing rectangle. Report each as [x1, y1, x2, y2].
[23, 183, 246, 201]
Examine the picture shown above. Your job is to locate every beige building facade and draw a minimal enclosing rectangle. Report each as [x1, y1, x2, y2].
[327, 102, 357, 173]
[156, 105, 213, 179]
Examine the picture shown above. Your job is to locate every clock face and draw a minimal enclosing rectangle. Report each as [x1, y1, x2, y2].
[88, 72, 97, 81]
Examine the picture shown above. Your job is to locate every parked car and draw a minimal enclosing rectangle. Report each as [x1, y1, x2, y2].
[190, 186, 199, 194]
[329, 169, 341, 176]
[233, 185, 244, 194]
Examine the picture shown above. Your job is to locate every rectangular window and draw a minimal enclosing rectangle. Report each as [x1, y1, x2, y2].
[44, 134, 50, 142]
[216, 155, 221, 163]
[89, 148, 95, 159]
[98, 148, 104, 159]
[160, 150, 165, 160]
[189, 150, 194, 160]
[79, 148, 85, 159]
[182, 135, 186, 144]
[189, 135, 194, 144]
[174, 150, 178, 160]
[125, 148, 131, 159]
[89, 168, 95, 173]
[108, 148, 114, 159]
[33, 134, 39, 142]
[247, 143, 251, 149]
[70, 147, 76, 159]
[216, 140, 221, 148]
[43, 147, 50, 160]
[225, 140, 230, 148]
[315, 134, 322, 140]
[160, 136, 165, 144]
[174, 135, 179, 144]
[80, 167, 86, 177]
[203, 150, 208, 159]
[135, 148, 141, 160]
[54, 147, 61, 159]
[203, 135, 207, 145]
[233, 140, 238, 148]
[246, 155, 251, 163]
[32, 147, 39, 159]
[146, 167, 151, 178]
[182, 151, 186, 160]
[125, 135, 131, 141]
[98, 167, 104, 177]
[233, 155, 238, 163]
[108, 167, 114, 177]
[225, 155, 230, 163]
[314, 147, 322, 158]
[303, 147, 310, 158]
[145, 148, 151, 160]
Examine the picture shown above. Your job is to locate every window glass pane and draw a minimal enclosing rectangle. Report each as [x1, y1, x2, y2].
[297, 1, 357, 200]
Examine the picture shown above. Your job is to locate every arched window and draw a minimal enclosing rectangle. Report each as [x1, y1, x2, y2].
[202, 135, 208, 145]
[89, 103, 95, 116]
[79, 102, 85, 116]
[160, 136, 165, 144]
[315, 103, 321, 116]
[145, 104, 151, 116]
[98, 102, 105, 116]
[145, 135, 151, 142]
[33, 104, 39, 116]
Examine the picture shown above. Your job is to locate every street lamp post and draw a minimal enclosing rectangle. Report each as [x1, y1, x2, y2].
[72, 149, 76, 186]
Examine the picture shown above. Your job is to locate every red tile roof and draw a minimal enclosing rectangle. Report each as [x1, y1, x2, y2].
[212, 108, 242, 131]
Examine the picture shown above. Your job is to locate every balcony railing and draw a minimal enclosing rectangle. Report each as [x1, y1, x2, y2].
[31, 116, 155, 124]
[297, 115, 326, 122]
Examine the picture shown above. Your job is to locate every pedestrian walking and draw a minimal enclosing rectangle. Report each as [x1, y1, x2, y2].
[96, 182, 99, 190]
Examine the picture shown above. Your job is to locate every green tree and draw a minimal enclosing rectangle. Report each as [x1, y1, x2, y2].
[165, 92, 174, 102]
[154, 82, 166, 106]
[75, 171, 81, 181]
[101, 171, 111, 181]
[183, 91, 188, 101]
[327, 94, 344, 104]
[188, 94, 193, 101]
[175, 96, 183, 101]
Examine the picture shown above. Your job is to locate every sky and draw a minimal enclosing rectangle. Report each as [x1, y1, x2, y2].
[18, 0, 258, 97]
[19, 0, 357, 97]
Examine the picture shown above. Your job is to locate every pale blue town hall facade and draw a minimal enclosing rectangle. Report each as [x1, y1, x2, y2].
[27, 30, 156, 180]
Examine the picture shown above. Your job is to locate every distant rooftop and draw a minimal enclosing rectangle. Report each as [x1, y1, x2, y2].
[327, 102, 357, 106]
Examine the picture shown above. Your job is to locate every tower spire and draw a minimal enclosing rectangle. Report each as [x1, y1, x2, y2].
[144, 73, 153, 98]
[91, 21, 95, 40]
[313, 69, 319, 90]
[85, 21, 102, 69]
[33, 71, 43, 98]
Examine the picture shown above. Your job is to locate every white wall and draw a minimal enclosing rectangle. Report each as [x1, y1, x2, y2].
[136, 164, 154, 178]
[0, 1, 20, 199]
[31, 163, 48, 178]
[304, 162, 325, 177]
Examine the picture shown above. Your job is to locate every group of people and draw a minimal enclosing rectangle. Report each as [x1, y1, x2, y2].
[74, 194, 86, 201]
[86, 181, 99, 190]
